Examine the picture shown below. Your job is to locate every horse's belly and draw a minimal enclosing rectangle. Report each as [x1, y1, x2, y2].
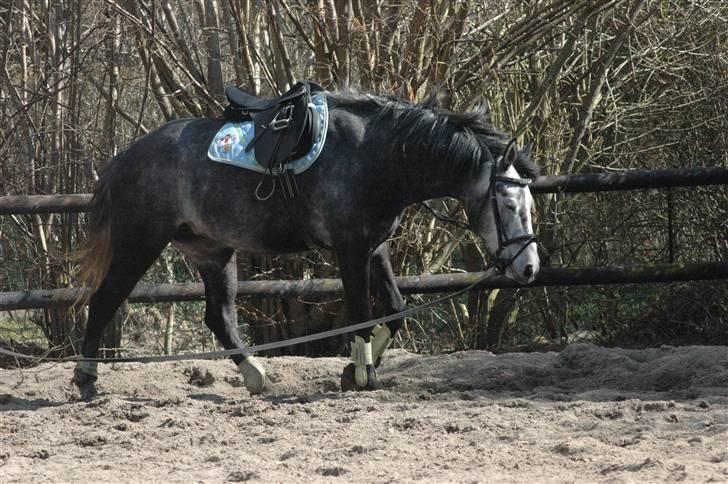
[195, 223, 306, 254]
[188, 218, 310, 254]
[234, 230, 310, 254]
[178, 181, 329, 254]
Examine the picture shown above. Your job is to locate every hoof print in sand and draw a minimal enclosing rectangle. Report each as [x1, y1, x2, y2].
[185, 366, 215, 387]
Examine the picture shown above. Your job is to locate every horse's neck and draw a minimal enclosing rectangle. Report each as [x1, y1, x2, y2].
[399, 160, 468, 204]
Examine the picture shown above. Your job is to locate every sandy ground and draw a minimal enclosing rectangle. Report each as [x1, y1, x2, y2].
[1, 343, 727, 483]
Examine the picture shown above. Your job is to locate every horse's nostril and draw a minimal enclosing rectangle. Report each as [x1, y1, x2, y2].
[524, 264, 534, 278]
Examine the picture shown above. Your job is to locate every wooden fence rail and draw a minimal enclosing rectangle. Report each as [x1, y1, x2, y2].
[1, 167, 726, 215]
[1, 166, 726, 312]
[1, 262, 726, 311]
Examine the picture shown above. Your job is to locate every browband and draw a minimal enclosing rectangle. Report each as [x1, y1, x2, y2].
[493, 175, 532, 186]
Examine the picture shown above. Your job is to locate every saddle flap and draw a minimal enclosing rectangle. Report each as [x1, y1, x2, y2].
[248, 96, 311, 169]
[241, 82, 326, 170]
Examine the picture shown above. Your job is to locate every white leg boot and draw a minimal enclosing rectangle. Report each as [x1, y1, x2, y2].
[350, 335, 373, 387]
[238, 356, 266, 394]
[370, 324, 393, 367]
[76, 360, 98, 378]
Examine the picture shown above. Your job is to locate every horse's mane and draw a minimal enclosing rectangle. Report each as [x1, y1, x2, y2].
[327, 90, 540, 179]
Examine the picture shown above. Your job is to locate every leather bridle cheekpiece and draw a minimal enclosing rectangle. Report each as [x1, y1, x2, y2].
[488, 148, 538, 273]
[414, 141, 538, 274]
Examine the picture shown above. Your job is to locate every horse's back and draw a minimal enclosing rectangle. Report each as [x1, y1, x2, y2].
[118, 118, 313, 252]
[99, 109, 392, 254]
[102, 117, 218, 212]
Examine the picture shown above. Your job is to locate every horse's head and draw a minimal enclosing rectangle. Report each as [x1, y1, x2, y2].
[464, 139, 540, 284]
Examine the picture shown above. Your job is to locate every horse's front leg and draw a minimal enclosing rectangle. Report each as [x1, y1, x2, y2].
[336, 244, 379, 391]
[369, 242, 406, 368]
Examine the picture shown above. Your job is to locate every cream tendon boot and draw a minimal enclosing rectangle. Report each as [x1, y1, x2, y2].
[350, 335, 373, 387]
[76, 360, 98, 378]
[238, 356, 266, 394]
[72, 361, 99, 400]
[370, 324, 393, 367]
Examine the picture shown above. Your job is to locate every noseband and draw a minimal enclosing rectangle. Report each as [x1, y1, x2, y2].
[416, 142, 537, 274]
[488, 161, 537, 273]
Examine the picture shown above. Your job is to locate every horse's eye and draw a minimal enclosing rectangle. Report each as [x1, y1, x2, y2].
[505, 201, 517, 211]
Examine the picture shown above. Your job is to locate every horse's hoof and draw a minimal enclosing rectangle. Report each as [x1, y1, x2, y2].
[341, 363, 357, 392]
[72, 368, 98, 400]
[364, 365, 380, 390]
[78, 382, 98, 401]
[340, 363, 380, 392]
[238, 356, 266, 394]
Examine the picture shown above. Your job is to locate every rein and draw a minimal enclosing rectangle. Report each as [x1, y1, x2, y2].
[0, 269, 499, 365]
[419, 201, 470, 230]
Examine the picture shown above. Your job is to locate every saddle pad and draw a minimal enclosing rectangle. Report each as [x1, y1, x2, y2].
[207, 92, 328, 175]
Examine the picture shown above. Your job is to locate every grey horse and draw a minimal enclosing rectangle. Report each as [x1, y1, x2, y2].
[72, 90, 540, 399]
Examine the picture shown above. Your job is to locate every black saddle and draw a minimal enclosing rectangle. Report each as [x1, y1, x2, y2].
[223, 81, 323, 171]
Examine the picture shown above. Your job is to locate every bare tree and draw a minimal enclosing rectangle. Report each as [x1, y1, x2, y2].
[1, 0, 725, 356]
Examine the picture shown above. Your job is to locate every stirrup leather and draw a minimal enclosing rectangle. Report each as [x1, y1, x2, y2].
[350, 336, 373, 387]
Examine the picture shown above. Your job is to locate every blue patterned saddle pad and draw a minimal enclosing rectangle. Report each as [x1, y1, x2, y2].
[207, 92, 328, 174]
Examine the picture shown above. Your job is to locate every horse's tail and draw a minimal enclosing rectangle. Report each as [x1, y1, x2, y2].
[73, 155, 120, 306]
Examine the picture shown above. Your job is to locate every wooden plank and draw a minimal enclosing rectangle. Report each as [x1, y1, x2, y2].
[1, 262, 726, 310]
[530, 167, 728, 193]
[0, 194, 92, 215]
[1, 167, 726, 214]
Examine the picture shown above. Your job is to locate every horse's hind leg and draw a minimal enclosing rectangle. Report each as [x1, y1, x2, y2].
[175, 240, 266, 394]
[369, 242, 405, 367]
[73, 233, 171, 400]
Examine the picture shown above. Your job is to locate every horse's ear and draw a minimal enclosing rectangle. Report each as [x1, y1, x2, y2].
[420, 88, 452, 110]
[522, 141, 533, 159]
[502, 139, 518, 168]
[468, 97, 490, 116]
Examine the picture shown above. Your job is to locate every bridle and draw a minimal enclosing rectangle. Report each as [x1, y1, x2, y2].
[405, 134, 537, 273]
[420, 160, 537, 273]
[488, 158, 538, 273]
